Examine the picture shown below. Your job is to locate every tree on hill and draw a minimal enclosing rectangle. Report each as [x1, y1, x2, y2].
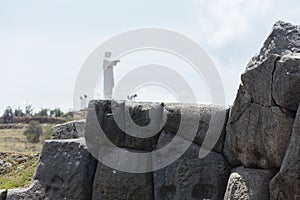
[2, 106, 14, 124]
[14, 107, 25, 117]
[35, 108, 49, 117]
[25, 105, 33, 116]
[50, 108, 63, 118]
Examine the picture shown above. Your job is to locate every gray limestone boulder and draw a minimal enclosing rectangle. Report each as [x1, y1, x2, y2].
[52, 119, 86, 139]
[224, 166, 276, 200]
[225, 103, 294, 169]
[6, 181, 45, 200]
[33, 138, 98, 200]
[269, 103, 300, 200]
[153, 131, 230, 200]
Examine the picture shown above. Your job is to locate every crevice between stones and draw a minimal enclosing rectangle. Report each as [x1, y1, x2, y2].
[227, 104, 249, 125]
[271, 56, 281, 106]
[271, 57, 296, 114]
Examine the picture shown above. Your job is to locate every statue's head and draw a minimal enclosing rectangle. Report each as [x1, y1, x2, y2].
[104, 51, 112, 58]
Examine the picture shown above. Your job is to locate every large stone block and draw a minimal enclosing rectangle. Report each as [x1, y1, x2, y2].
[225, 103, 294, 169]
[153, 131, 230, 200]
[33, 138, 97, 200]
[163, 103, 229, 153]
[52, 119, 86, 139]
[224, 166, 276, 200]
[85, 100, 163, 152]
[241, 54, 279, 106]
[227, 84, 251, 124]
[6, 181, 45, 200]
[270, 103, 300, 200]
[272, 54, 300, 112]
[92, 162, 153, 200]
[92, 147, 154, 200]
[86, 100, 229, 155]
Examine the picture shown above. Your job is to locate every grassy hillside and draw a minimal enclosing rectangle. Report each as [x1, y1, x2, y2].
[0, 124, 52, 152]
[0, 152, 40, 189]
[0, 123, 53, 189]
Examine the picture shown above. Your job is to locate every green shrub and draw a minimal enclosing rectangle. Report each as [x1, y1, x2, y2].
[42, 124, 53, 141]
[23, 121, 42, 143]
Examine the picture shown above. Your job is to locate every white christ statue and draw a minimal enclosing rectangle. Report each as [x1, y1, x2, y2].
[103, 51, 120, 99]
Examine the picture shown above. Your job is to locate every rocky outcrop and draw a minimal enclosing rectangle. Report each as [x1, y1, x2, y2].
[224, 21, 300, 170]
[52, 119, 86, 139]
[223, 21, 300, 199]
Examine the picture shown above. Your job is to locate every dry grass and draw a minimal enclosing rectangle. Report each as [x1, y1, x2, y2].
[0, 124, 53, 189]
[0, 124, 52, 153]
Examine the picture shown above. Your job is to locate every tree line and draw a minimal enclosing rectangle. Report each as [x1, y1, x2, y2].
[1, 105, 71, 124]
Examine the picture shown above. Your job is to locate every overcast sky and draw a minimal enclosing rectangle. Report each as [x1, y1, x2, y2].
[1, 0, 300, 114]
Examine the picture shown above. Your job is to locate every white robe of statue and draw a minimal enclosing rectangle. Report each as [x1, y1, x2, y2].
[103, 51, 119, 99]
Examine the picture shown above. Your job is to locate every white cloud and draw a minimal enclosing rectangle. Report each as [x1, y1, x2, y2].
[193, 0, 270, 49]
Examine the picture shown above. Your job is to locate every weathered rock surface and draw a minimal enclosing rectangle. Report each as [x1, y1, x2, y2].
[224, 166, 276, 200]
[86, 100, 229, 157]
[242, 54, 279, 106]
[226, 103, 294, 169]
[6, 181, 45, 200]
[244, 21, 300, 111]
[247, 21, 300, 70]
[227, 84, 251, 124]
[272, 54, 300, 111]
[33, 138, 98, 200]
[163, 104, 229, 153]
[85, 100, 162, 152]
[92, 162, 153, 200]
[153, 131, 230, 200]
[52, 119, 86, 139]
[269, 102, 300, 200]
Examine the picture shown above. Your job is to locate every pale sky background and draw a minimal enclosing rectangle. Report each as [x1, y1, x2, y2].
[1, 0, 300, 114]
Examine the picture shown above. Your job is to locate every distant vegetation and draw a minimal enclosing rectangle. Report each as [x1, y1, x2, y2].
[0, 105, 78, 124]
[0, 124, 52, 152]
[23, 121, 42, 143]
[0, 105, 84, 190]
